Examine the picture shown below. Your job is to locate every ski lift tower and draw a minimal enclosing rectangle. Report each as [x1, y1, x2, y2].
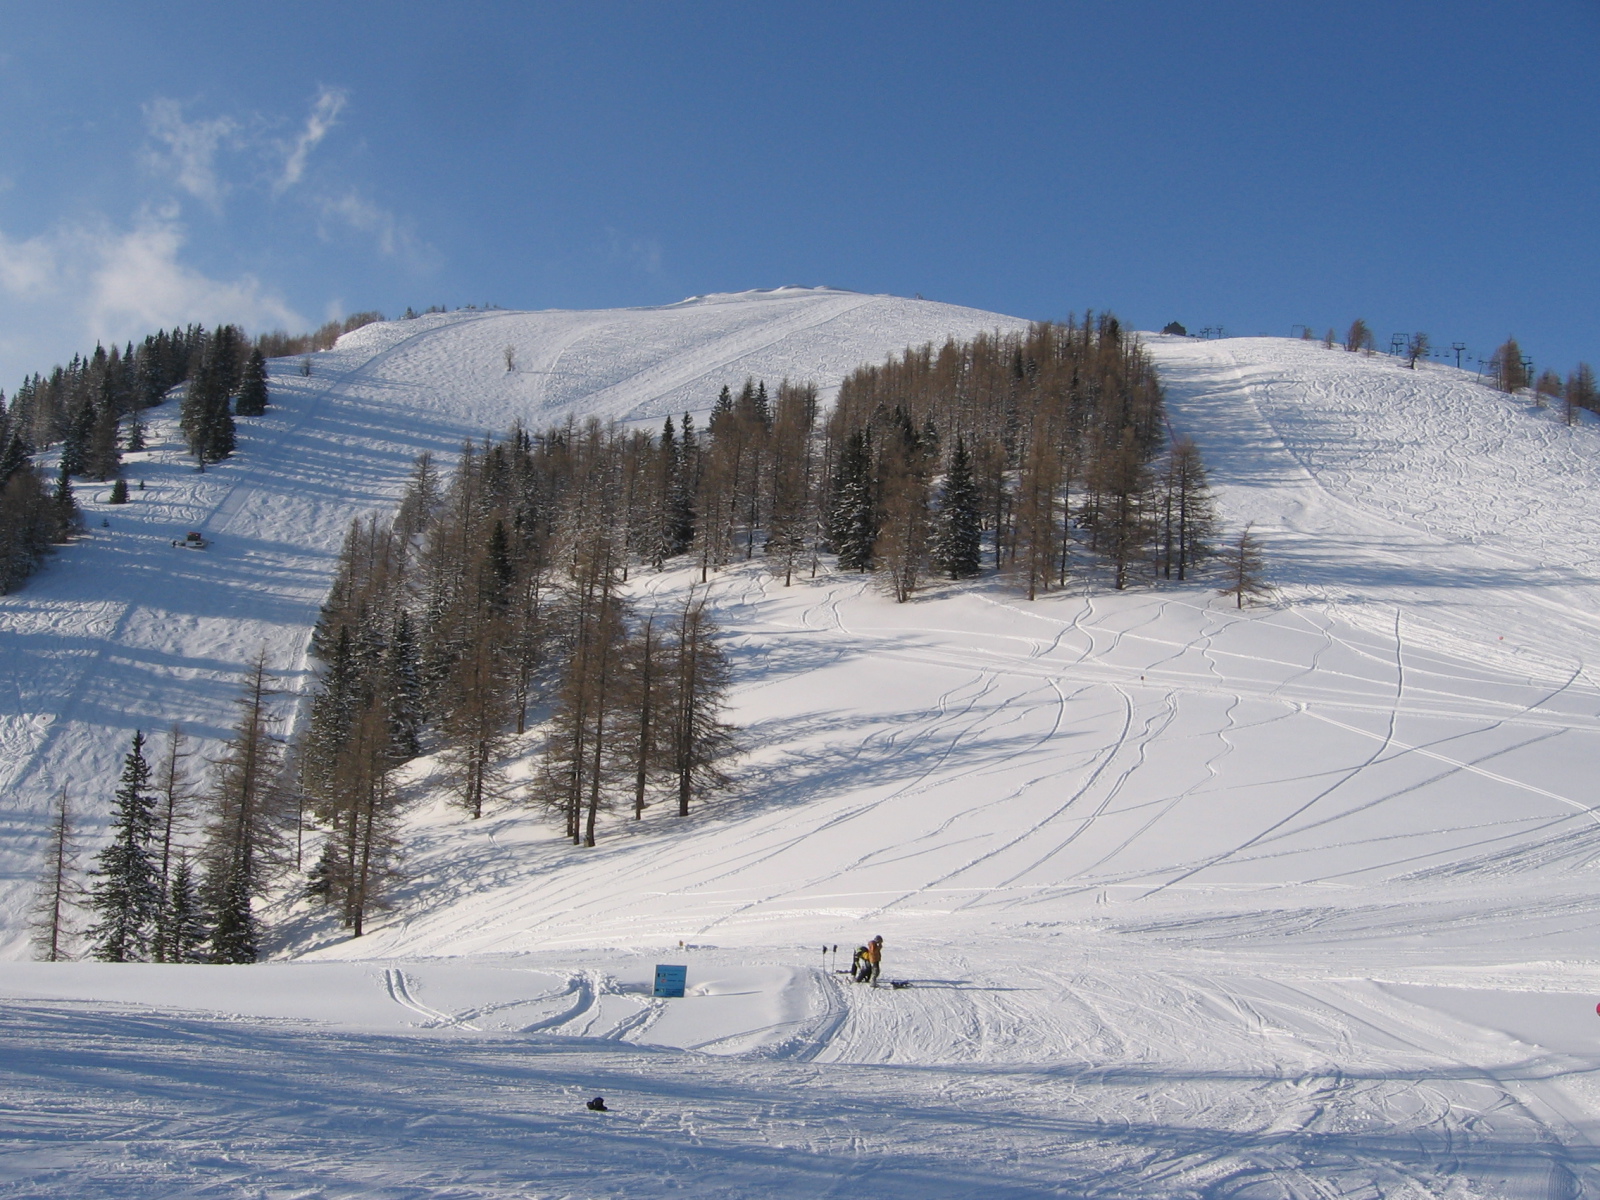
[1452, 342, 1467, 370]
[1390, 334, 1407, 357]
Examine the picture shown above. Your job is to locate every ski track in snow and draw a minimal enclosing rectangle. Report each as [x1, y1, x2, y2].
[9, 317, 1600, 1195]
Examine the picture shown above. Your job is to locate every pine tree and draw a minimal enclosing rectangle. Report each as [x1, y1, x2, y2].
[87, 731, 163, 962]
[59, 402, 93, 477]
[162, 853, 208, 963]
[385, 610, 423, 760]
[0, 467, 56, 593]
[933, 436, 982, 580]
[829, 427, 876, 571]
[29, 787, 82, 962]
[0, 431, 29, 488]
[234, 348, 270, 416]
[1344, 319, 1373, 353]
[51, 461, 80, 542]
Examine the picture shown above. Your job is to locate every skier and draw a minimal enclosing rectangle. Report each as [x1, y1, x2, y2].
[850, 944, 870, 981]
[862, 935, 883, 986]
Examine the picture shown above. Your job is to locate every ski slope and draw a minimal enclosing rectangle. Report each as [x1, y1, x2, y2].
[7, 303, 1600, 1197]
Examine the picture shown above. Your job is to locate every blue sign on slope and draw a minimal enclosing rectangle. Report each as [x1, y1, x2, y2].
[653, 964, 688, 998]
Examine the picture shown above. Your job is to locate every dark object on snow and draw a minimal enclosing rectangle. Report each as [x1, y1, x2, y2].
[889, 980, 912, 990]
[586, 1096, 609, 1112]
[1163, 321, 1188, 337]
[172, 531, 208, 549]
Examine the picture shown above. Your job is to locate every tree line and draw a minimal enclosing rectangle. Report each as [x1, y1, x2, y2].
[822, 316, 1217, 599]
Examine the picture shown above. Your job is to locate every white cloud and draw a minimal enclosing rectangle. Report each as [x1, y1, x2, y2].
[277, 87, 347, 195]
[0, 228, 56, 296]
[143, 98, 239, 211]
[86, 217, 302, 342]
[605, 227, 664, 275]
[316, 190, 438, 270]
[0, 214, 304, 386]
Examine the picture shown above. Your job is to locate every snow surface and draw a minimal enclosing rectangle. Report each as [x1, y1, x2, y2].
[6, 299, 1600, 1196]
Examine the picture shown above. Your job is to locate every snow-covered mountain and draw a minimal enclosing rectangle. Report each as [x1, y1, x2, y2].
[6, 291, 1600, 1198]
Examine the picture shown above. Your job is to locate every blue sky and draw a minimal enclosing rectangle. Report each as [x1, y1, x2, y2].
[0, 1, 1594, 388]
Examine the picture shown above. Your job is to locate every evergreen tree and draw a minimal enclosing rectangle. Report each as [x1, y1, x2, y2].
[0, 431, 29, 488]
[385, 610, 423, 760]
[85, 392, 122, 481]
[162, 853, 209, 963]
[181, 330, 239, 464]
[933, 436, 982, 579]
[87, 731, 163, 962]
[829, 427, 876, 571]
[234, 348, 270, 416]
[0, 467, 56, 593]
[51, 461, 80, 542]
[60, 402, 93, 477]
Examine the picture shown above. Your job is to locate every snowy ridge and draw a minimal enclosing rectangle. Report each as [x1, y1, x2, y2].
[9, 300, 1600, 1195]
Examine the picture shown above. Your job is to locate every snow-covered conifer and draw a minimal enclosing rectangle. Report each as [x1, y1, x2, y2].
[87, 731, 162, 962]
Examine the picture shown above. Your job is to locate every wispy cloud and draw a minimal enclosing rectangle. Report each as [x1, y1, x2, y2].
[278, 87, 347, 195]
[0, 228, 56, 296]
[0, 213, 303, 384]
[317, 190, 438, 270]
[606, 227, 664, 275]
[142, 98, 240, 211]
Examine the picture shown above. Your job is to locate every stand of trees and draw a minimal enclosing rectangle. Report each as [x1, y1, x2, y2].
[823, 316, 1216, 599]
[298, 419, 741, 937]
[0, 312, 390, 595]
[38, 656, 296, 964]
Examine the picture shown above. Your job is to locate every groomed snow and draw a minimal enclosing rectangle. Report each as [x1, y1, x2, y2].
[5, 301, 1600, 1197]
